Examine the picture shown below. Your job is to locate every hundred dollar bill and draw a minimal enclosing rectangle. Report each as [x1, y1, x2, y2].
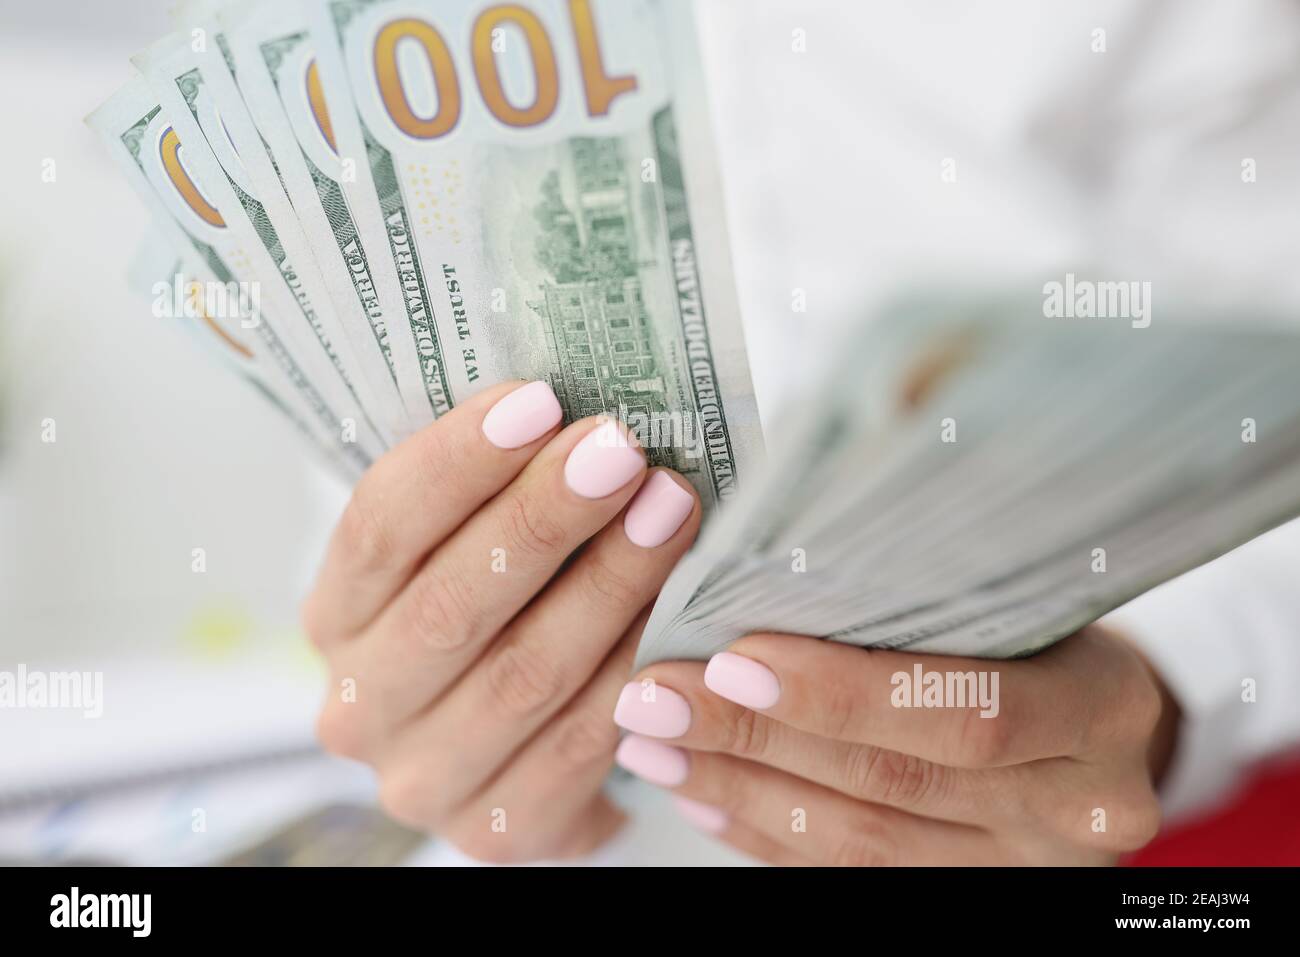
[138, 20, 419, 443]
[219, 0, 455, 429]
[132, 35, 398, 450]
[306, 0, 762, 508]
[87, 76, 381, 467]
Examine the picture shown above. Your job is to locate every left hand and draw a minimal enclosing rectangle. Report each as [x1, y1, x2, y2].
[612, 626, 1179, 865]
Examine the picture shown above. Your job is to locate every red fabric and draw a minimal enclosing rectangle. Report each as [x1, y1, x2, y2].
[1125, 756, 1300, 866]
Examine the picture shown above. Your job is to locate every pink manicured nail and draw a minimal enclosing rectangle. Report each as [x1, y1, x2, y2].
[564, 421, 644, 499]
[613, 681, 692, 738]
[481, 381, 562, 449]
[673, 795, 729, 834]
[624, 472, 695, 548]
[615, 735, 689, 787]
[704, 652, 782, 710]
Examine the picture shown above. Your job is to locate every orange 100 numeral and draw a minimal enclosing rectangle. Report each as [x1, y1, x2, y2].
[374, 0, 638, 138]
[160, 127, 225, 228]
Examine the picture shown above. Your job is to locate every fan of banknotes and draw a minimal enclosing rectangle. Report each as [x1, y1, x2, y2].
[91, 0, 1300, 667]
[90, 0, 761, 493]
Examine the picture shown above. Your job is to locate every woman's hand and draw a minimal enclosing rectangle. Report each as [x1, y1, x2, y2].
[303, 380, 701, 863]
[613, 626, 1179, 865]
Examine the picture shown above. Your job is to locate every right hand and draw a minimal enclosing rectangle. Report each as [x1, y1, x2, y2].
[302, 380, 701, 862]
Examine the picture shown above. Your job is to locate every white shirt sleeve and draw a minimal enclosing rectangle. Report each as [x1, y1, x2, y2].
[1102, 518, 1300, 822]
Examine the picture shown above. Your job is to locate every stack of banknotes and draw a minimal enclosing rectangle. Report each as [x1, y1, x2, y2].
[92, 1, 1300, 667]
[637, 300, 1300, 665]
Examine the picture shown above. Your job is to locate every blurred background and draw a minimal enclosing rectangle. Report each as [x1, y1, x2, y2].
[2, 0, 1298, 865]
[0, 0, 370, 864]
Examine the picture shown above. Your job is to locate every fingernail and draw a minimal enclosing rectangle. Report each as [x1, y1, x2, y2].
[613, 680, 692, 738]
[704, 652, 782, 710]
[615, 735, 688, 787]
[673, 795, 729, 834]
[624, 472, 695, 548]
[564, 421, 644, 499]
[482, 381, 562, 449]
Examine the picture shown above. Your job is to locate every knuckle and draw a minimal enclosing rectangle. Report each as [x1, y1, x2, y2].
[376, 769, 437, 832]
[844, 746, 937, 807]
[953, 708, 1013, 767]
[721, 705, 770, 758]
[1130, 795, 1164, 848]
[842, 745, 887, 798]
[402, 568, 479, 654]
[1089, 646, 1163, 749]
[1093, 675, 1163, 757]
[447, 825, 523, 865]
[336, 484, 396, 578]
[553, 708, 619, 769]
[299, 592, 335, 652]
[413, 425, 468, 500]
[580, 552, 645, 612]
[1056, 787, 1162, 853]
[1129, 677, 1164, 742]
[500, 493, 567, 562]
[885, 752, 941, 807]
[1108, 791, 1164, 850]
[485, 642, 565, 718]
[821, 682, 861, 741]
[315, 698, 367, 761]
[831, 820, 897, 868]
